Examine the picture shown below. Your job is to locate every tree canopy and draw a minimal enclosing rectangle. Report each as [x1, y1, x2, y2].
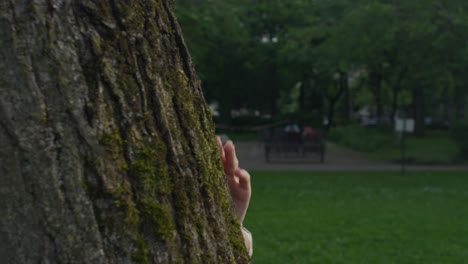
[176, 0, 468, 132]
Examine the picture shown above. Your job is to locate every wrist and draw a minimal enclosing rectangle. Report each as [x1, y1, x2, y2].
[241, 226, 253, 257]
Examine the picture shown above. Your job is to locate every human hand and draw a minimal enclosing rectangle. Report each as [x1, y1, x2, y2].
[217, 137, 251, 225]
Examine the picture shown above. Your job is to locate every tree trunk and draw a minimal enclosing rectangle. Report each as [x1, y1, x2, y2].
[454, 85, 467, 120]
[390, 87, 399, 122]
[370, 71, 383, 125]
[0, 1, 249, 263]
[299, 80, 305, 113]
[326, 99, 336, 130]
[325, 78, 345, 130]
[269, 62, 279, 116]
[389, 67, 406, 122]
[413, 87, 426, 136]
[340, 71, 350, 123]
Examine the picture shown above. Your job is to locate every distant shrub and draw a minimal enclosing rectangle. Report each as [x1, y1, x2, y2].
[329, 125, 392, 152]
[450, 121, 468, 158]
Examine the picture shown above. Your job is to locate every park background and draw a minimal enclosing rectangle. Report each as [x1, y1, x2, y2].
[176, 1, 468, 263]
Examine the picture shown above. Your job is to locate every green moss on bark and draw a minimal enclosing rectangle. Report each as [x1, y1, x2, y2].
[131, 234, 150, 264]
[74, 0, 251, 262]
[128, 143, 175, 242]
[99, 129, 123, 147]
[110, 181, 140, 230]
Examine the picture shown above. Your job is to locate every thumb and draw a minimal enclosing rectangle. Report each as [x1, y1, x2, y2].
[235, 168, 251, 190]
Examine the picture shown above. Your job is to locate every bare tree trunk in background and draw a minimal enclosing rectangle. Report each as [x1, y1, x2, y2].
[454, 84, 467, 120]
[389, 67, 406, 123]
[340, 71, 350, 123]
[324, 78, 345, 130]
[0, 1, 249, 263]
[413, 86, 426, 136]
[370, 71, 383, 125]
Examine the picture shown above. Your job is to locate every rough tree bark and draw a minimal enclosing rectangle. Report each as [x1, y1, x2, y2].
[0, 1, 249, 263]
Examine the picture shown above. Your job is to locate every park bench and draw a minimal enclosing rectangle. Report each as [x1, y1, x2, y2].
[260, 125, 326, 163]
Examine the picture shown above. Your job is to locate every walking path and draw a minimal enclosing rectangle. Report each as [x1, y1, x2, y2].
[234, 141, 468, 172]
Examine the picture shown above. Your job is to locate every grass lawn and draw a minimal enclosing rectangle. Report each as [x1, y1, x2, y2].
[329, 125, 461, 164]
[371, 133, 460, 164]
[243, 171, 468, 264]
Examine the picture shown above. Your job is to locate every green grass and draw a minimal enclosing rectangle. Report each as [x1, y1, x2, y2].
[329, 125, 460, 164]
[372, 133, 460, 164]
[244, 171, 468, 264]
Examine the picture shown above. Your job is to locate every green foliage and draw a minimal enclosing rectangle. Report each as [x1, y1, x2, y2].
[176, 0, 468, 127]
[246, 171, 468, 264]
[450, 121, 468, 158]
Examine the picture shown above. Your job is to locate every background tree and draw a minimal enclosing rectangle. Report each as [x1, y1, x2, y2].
[177, 0, 253, 121]
[0, 1, 249, 263]
[177, 0, 468, 132]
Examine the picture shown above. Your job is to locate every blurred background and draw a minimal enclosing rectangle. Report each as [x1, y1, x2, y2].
[175, 0, 468, 166]
[175, 1, 468, 263]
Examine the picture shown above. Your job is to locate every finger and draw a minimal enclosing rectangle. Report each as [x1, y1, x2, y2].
[235, 168, 251, 190]
[224, 140, 238, 176]
[216, 136, 225, 162]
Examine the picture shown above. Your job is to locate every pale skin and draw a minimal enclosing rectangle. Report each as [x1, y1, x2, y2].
[216, 137, 253, 255]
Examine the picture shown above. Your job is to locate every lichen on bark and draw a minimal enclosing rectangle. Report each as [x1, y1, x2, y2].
[0, 0, 249, 263]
